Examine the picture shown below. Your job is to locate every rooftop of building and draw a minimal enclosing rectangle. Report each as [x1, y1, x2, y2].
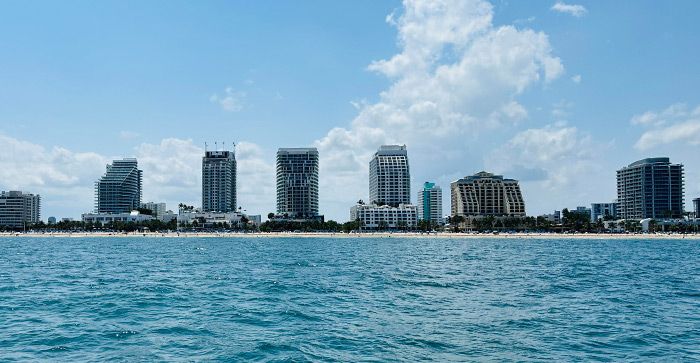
[277, 147, 318, 154]
[352, 203, 416, 209]
[452, 171, 519, 184]
[204, 150, 235, 158]
[111, 158, 138, 164]
[0, 191, 38, 197]
[627, 157, 673, 167]
[374, 144, 407, 156]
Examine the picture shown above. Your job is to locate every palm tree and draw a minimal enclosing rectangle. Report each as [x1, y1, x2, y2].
[451, 215, 465, 232]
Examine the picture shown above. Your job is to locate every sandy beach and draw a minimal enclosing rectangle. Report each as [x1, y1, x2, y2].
[2, 231, 699, 239]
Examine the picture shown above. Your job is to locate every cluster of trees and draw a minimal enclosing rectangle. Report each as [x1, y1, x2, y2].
[6, 208, 699, 234]
[445, 209, 700, 233]
[446, 215, 553, 232]
[177, 216, 251, 231]
[177, 203, 196, 212]
[0, 219, 179, 232]
[258, 218, 361, 233]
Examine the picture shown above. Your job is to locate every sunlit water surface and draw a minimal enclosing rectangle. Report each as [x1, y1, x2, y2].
[1, 237, 698, 361]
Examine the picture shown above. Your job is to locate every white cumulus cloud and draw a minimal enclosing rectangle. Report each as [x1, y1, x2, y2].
[551, 2, 588, 17]
[0, 134, 108, 218]
[486, 124, 609, 213]
[210, 87, 246, 112]
[314, 0, 564, 217]
[135, 138, 275, 215]
[632, 103, 700, 150]
[0, 134, 275, 219]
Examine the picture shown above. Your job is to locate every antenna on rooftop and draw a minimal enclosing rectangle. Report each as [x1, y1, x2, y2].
[205, 142, 208, 152]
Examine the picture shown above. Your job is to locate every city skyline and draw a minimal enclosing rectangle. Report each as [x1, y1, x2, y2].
[1, 0, 700, 221]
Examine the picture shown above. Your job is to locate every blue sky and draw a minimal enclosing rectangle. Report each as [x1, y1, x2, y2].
[1, 0, 700, 221]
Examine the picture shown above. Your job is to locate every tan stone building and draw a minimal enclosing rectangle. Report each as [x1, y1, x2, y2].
[451, 171, 525, 218]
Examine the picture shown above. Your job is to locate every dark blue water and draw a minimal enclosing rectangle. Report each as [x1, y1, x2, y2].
[1, 237, 698, 361]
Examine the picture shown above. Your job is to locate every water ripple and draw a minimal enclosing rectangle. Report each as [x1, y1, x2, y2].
[0, 237, 698, 361]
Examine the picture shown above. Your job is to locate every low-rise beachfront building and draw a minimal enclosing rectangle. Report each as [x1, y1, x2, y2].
[591, 202, 618, 222]
[350, 203, 417, 230]
[140, 202, 167, 218]
[539, 210, 561, 224]
[247, 215, 262, 226]
[82, 211, 158, 225]
[177, 211, 260, 229]
[573, 206, 592, 219]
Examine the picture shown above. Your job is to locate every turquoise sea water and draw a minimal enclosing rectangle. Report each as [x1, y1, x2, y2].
[0, 237, 698, 361]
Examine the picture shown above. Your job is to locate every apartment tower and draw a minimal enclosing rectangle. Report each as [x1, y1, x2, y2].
[616, 157, 684, 219]
[369, 145, 410, 207]
[95, 158, 142, 214]
[417, 182, 443, 225]
[276, 148, 319, 218]
[0, 191, 41, 228]
[202, 149, 237, 212]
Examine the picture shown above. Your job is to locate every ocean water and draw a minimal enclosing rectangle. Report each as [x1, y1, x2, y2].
[0, 237, 698, 361]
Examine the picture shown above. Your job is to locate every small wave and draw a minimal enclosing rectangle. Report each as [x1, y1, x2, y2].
[152, 326, 212, 336]
[42, 345, 69, 353]
[397, 336, 457, 350]
[281, 308, 323, 322]
[104, 330, 139, 339]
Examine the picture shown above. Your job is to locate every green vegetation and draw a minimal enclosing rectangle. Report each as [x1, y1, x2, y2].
[258, 219, 360, 233]
[0, 219, 178, 232]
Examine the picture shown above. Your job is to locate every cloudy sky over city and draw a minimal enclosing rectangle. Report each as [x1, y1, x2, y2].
[1, 0, 699, 221]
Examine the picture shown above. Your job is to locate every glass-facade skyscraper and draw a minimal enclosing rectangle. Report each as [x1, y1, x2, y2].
[202, 149, 237, 212]
[417, 182, 443, 225]
[276, 148, 319, 218]
[95, 158, 142, 214]
[616, 157, 684, 219]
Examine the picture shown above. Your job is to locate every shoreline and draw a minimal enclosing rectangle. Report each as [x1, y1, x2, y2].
[2, 231, 700, 239]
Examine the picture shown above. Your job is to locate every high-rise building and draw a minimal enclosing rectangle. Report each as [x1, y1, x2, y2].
[369, 145, 410, 207]
[95, 158, 142, 214]
[0, 191, 41, 229]
[417, 182, 443, 225]
[591, 202, 618, 222]
[616, 158, 684, 219]
[202, 149, 237, 212]
[451, 171, 525, 217]
[276, 148, 319, 218]
[694, 198, 700, 218]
